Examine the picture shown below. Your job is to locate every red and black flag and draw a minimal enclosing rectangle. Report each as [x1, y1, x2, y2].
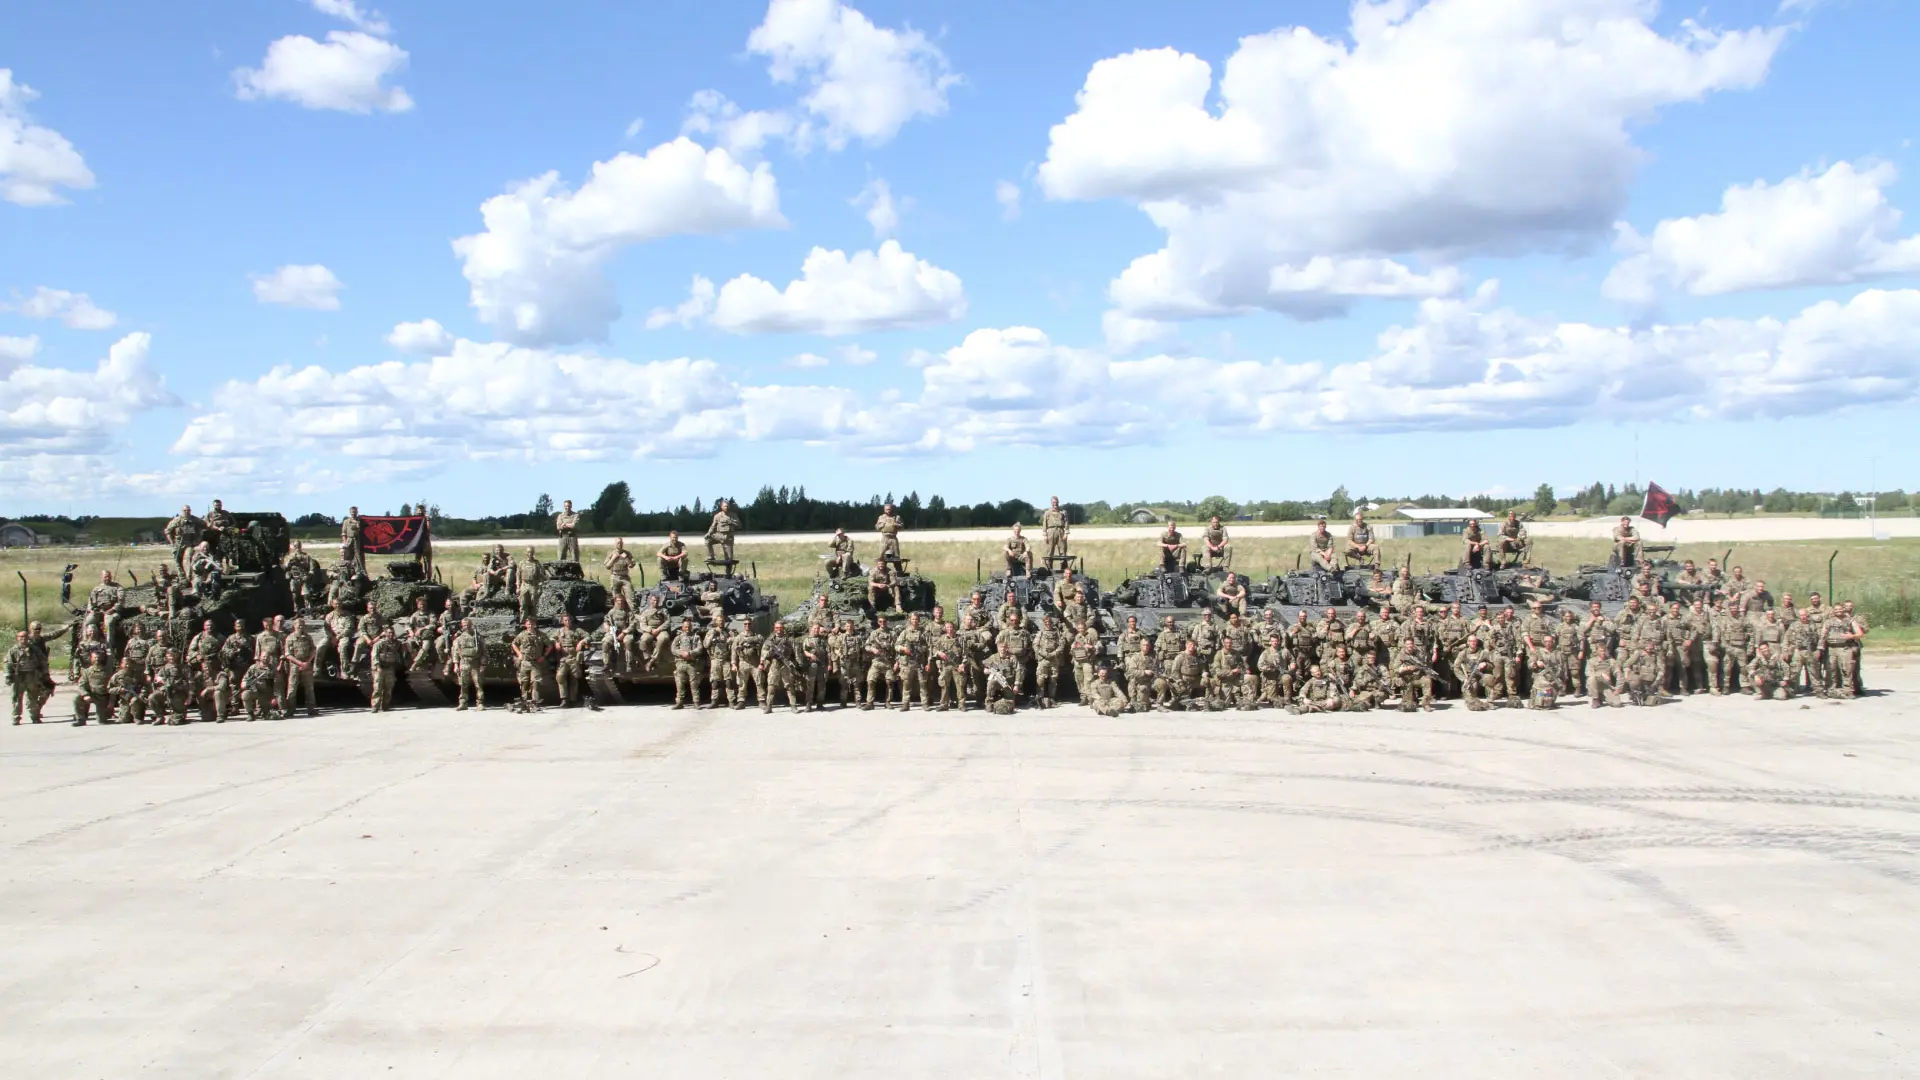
[360, 514, 430, 555]
[1640, 483, 1678, 528]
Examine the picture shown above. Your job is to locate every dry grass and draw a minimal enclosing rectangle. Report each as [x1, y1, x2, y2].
[8, 535, 1918, 652]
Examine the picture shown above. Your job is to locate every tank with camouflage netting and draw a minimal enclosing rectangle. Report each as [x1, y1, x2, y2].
[781, 561, 936, 630]
[87, 512, 295, 662]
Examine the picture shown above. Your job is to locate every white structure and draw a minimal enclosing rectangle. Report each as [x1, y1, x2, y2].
[1392, 507, 1493, 537]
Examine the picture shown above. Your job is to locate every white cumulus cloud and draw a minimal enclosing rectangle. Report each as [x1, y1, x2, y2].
[9, 286, 117, 330]
[0, 70, 95, 207]
[234, 31, 413, 113]
[385, 318, 455, 354]
[252, 264, 345, 310]
[453, 137, 785, 346]
[851, 177, 901, 238]
[1605, 161, 1920, 303]
[0, 332, 178, 459]
[310, 0, 390, 35]
[650, 240, 967, 335]
[1039, 0, 1787, 331]
[745, 0, 958, 151]
[0, 335, 38, 365]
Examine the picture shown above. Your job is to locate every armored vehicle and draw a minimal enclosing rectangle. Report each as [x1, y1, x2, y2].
[1108, 563, 1263, 638]
[78, 511, 295, 665]
[780, 557, 937, 631]
[608, 569, 781, 688]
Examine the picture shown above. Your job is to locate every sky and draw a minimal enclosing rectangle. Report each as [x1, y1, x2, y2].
[3, 0, 1919, 518]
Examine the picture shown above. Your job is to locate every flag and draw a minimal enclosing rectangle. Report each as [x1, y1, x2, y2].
[1640, 483, 1678, 527]
[360, 514, 430, 555]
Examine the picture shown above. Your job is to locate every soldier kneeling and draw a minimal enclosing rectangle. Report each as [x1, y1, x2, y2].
[1749, 643, 1792, 701]
[1290, 665, 1345, 715]
[1087, 667, 1129, 718]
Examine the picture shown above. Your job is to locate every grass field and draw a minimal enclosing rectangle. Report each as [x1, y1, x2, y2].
[6, 534, 1917, 654]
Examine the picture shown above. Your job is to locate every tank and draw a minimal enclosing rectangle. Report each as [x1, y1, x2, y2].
[780, 561, 937, 630]
[84, 511, 295, 663]
[617, 570, 782, 686]
[963, 564, 1109, 633]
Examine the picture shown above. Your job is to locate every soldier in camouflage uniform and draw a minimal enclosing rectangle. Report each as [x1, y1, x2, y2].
[1124, 638, 1167, 711]
[896, 614, 934, 711]
[286, 540, 320, 611]
[827, 619, 862, 707]
[1159, 523, 1187, 573]
[1624, 644, 1664, 706]
[1292, 665, 1344, 714]
[705, 498, 741, 570]
[1041, 497, 1070, 563]
[1824, 608, 1863, 698]
[638, 594, 673, 670]
[1785, 608, 1826, 697]
[1070, 620, 1102, 705]
[369, 628, 405, 712]
[803, 624, 832, 710]
[147, 651, 190, 725]
[1003, 525, 1035, 577]
[1343, 511, 1378, 569]
[284, 618, 320, 717]
[1392, 640, 1435, 712]
[1749, 643, 1792, 700]
[603, 540, 637, 606]
[1712, 604, 1753, 695]
[670, 617, 705, 709]
[1611, 517, 1640, 569]
[109, 657, 146, 724]
[1031, 614, 1068, 708]
[1166, 640, 1207, 710]
[656, 530, 689, 584]
[1308, 519, 1337, 572]
[553, 614, 591, 708]
[1206, 647, 1253, 710]
[1495, 510, 1532, 568]
[1085, 666, 1127, 717]
[1454, 635, 1500, 711]
[760, 623, 805, 714]
[931, 623, 965, 711]
[195, 656, 233, 723]
[731, 622, 765, 709]
[861, 620, 897, 709]
[511, 619, 552, 712]
[552, 500, 581, 562]
[1347, 650, 1388, 711]
[704, 615, 734, 709]
[165, 504, 204, 577]
[1462, 519, 1489, 569]
[867, 560, 902, 615]
[450, 619, 486, 711]
[241, 657, 279, 721]
[983, 644, 1021, 715]
[325, 601, 358, 679]
[1585, 644, 1626, 708]
[1528, 636, 1569, 710]
[341, 507, 367, 578]
[70, 653, 111, 726]
[1255, 634, 1290, 707]
[874, 504, 905, 564]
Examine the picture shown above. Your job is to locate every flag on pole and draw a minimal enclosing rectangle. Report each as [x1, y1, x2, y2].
[1640, 483, 1678, 527]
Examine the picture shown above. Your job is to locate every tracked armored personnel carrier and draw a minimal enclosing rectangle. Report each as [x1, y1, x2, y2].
[780, 558, 936, 631]
[84, 511, 296, 663]
[612, 570, 781, 688]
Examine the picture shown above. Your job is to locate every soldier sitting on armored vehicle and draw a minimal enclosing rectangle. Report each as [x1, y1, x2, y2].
[1496, 510, 1532, 568]
[658, 530, 690, 583]
[1158, 523, 1187, 572]
[826, 527, 858, 579]
[1344, 511, 1380, 569]
[868, 559, 902, 614]
[1214, 573, 1248, 617]
[1463, 519, 1489, 569]
[1308, 518, 1337, 572]
[1612, 517, 1641, 568]
[1203, 517, 1231, 569]
[189, 541, 224, 599]
[479, 544, 512, 598]
[1004, 524, 1034, 577]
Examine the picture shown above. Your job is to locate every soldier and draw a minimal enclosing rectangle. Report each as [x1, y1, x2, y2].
[961, 616, 994, 706]
[1031, 614, 1068, 708]
[1159, 522, 1187, 572]
[1612, 516, 1641, 569]
[1344, 510, 1378, 569]
[122, 622, 153, 687]
[827, 527, 858, 580]
[639, 593, 673, 670]
[1749, 643, 1792, 700]
[604, 540, 637, 605]
[1189, 610, 1223, 664]
[1205, 647, 1251, 710]
[85, 570, 123, 649]
[186, 618, 222, 670]
[1585, 644, 1626, 708]
[511, 618, 552, 712]
[341, 506, 366, 577]
[147, 651, 190, 725]
[862, 620, 898, 709]
[666, 617, 704, 709]
[1087, 666, 1128, 717]
[1003, 524, 1034, 577]
[1713, 603, 1754, 695]
[1348, 650, 1388, 711]
[195, 656, 232, 723]
[704, 498, 741, 570]
[1124, 638, 1167, 711]
[1824, 607, 1863, 698]
[70, 653, 111, 726]
[984, 644, 1021, 715]
[1528, 635, 1569, 710]
[550, 499, 580, 561]
[69, 623, 110, 680]
[731, 621, 766, 709]
[1116, 614, 1148, 662]
[1255, 634, 1290, 706]
[1496, 510, 1532, 567]
[867, 559, 902, 614]
[1462, 518, 1489, 570]
[825, 618, 863, 702]
[1292, 665, 1344, 714]
[874, 503, 905, 564]
[220, 619, 254, 683]
[449, 619, 486, 711]
[1070, 619, 1102, 705]
[657, 529, 689, 583]
[367, 628, 403, 712]
[164, 504, 204, 576]
[1624, 644, 1663, 706]
[1675, 559, 1705, 590]
[896, 613, 933, 711]
[1167, 640, 1207, 709]
[1061, 584, 1092, 632]
[241, 656, 279, 721]
[931, 622, 965, 711]
[1309, 518, 1337, 572]
[704, 615, 734, 709]
[1203, 516, 1232, 569]
[1454, 635, 1499, 711]
[759, 622, 805, 714]
[284, 618, 320, 717]
[1041, 497, 1070, 563]
[1392, 640, 1435, 712]
[286, 540, 320, 610]
[1214, 574, 1249, 618]
[1785, 607, 1826, 697]
[189, 541, 223, 598]
[479, 543, 513, 599]
[515, 546, 548, 623]
[252, 616, 285, 710]
[1842, 601, 1868, 695]
[802, 624, 832, 710]
[109, 657, 145, 724]
[553, 614, 591, 708]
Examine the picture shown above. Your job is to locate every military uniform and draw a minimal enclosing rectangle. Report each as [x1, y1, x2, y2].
[670, 627, 705, 708]
[1124, 648, 1167, 711]
[1785, 617, 1826, 696]
[241, 661, 279, 720]
[1586, 653, 1626, 708]
[554, 509, 581, 562]
[731, 626, 766, 708]
[803, 629, 832, 709]
[1713, 613, 1753, 695]
[1088, 676, 1128, 717]
[165, 510, 204, 576]
[1528, 650, 1570, 710]
[761, 632, 805, 713]
[704, 623, 734, 708]
[341, 513, 366, 577]
[1455, 644, 1501, 711]
[984, 653, 1021, 714]
[604, 548, 636, 605]
[862, 624, 898, 708]
[1624, 649, 1663, 705]
[1070, 625, 1102, 704]
[1347, 659, 1388, 712]
[72, 659, 112, 725]
[286, 547, 320, 610]
[512, 626, 552, 710]
[1031, 624, 1068, 707]
[895, 624, 932, 710]
[147, 660, 190, 725]
[1292, 673, 1343, 714]
[875, 510, 904, 563]
[1750, 651, 1791, 700]
[1167, 650, 1206, 708]
[195, 661, 233, 723]
[554, 625, 590, 707]
[109, 664, 145, 724]
[705, 506, 741, 568]
[1041, 506, 1070, 561]
[370, 635, 405, 712]
[1393, 650, 1434, 712]
[284, 629, 320, 716]
[1255, 640, 1290, 706]
[1824, 613, 1860, 698]
[451, 628, 486, 710]
[931, 629, 965, 710]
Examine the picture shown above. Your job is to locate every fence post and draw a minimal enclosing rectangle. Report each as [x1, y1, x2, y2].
[1828, 550, 1838, 603]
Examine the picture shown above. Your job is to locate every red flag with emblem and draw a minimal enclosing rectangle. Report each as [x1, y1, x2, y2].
[360, 515, 430, 554]
[1640, 483, 1678, 528]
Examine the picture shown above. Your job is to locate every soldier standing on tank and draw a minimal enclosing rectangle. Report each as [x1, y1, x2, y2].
[731, 622, 765, 709]
[1041, 498, 1070, 563]
[164, 504, 204, 577]
[670, 617, 704, 709]
[553, 614, 591, 708]
[517, 546, 547, 624]
[759, 623, 804, 714]
[341, 506, 366, 577]
[511, 618, 552, 712]
[705, 498, 741, 571]
[554, 500, 582, 562]
[875, 504, 904, 564]
[604, 540, 636, 606]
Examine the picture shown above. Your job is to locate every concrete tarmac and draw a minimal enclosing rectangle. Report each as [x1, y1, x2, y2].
[5, 668, 1920, 1078]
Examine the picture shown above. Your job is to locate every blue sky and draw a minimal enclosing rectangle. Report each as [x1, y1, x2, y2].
[3, 0, 1918, 518]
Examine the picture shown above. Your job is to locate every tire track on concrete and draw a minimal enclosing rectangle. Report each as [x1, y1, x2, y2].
[199, 761, 451, 879]
[4, 732, 308, 800]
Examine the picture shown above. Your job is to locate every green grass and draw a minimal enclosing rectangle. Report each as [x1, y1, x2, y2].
[8, 536, 1919, 656]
